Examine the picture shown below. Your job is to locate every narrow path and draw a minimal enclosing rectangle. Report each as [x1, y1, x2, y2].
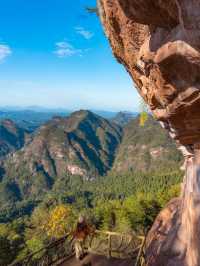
[61, 254, 133, 266]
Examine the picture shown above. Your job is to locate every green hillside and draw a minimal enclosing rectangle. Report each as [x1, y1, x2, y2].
[111, 111, 136, 127]
[0, 112, 184, 265]
[113, 116, 183, 173]
[0, 110, 122, 206]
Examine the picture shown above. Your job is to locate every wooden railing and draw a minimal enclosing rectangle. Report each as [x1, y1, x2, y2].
[86, 230, 146, 265]
[10, 234, 74, 266]
[11, 230, 146, 266]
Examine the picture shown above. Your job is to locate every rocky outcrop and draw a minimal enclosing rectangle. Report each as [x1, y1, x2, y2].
[145, 198, 181, 265]
[99, 1, 200, 265]
[99, 0, 200, 146]
[0, 119, 28, 160]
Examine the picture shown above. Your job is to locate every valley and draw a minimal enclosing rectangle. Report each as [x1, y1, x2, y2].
[0, 110, 182, 208]
[0, 109, 183, 265]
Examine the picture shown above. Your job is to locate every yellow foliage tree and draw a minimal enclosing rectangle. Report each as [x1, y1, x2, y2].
[43, 205, 75, 239]
[139, 99, 148, 126]
[140, 111, 148, 127]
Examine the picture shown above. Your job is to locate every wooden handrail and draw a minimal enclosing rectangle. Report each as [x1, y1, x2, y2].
[135, 236, 146, 266]
[95, 229, 143, 238]
[10, 234, 72, 266]
[10, 230, 146, 266]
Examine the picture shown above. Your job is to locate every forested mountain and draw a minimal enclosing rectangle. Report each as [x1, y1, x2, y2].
[112, 116, 183, 173]
[0, 112, 183, 208]
[0, 108, 118, 132]
[111, 111, 136, 127]
[0, 119, 29, 161]
[0, 111, 184, 265]
[0, 110, 122, 205]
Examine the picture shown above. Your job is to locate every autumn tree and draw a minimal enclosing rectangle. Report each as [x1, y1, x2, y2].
[44, 205, 76, 238]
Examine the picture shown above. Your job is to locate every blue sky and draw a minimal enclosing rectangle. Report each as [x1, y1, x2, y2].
[0, 0, 140, 112]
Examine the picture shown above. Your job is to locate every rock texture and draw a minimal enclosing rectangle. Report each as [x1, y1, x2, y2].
[0, 119, 28, 160]
[99, 1, 200, 265]
[99, 0, 200, 146]
[145, 198, 181, 265]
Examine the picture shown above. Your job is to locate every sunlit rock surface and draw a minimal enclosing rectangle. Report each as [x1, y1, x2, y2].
[99, 1, 200, 265]
[99, 0, 200, 146]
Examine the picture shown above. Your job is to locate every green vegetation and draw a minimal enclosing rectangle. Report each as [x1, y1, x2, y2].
[113, 116, 182, 173]
[0, 111, 184, 264]
[0, 110, 123, 204]
[86, 6, 99, 15]
[0, 168, 182, 264]
[111, 111, 136, 127]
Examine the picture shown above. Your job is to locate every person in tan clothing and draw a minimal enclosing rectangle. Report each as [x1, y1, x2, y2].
[73, 216, 93, 260]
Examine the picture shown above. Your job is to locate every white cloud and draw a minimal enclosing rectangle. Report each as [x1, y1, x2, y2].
[0, 44, 12, 62]
[75, 27, 94, 39]
[54, 41, 83, 58]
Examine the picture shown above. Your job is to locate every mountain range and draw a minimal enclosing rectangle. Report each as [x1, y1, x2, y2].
[0, 109, 68, 132]
[0, 110, 182, 208]
[0, 108, 137, 132]
[0, 110, 122, 204]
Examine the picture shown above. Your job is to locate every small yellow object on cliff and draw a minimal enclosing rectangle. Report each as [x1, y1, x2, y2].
[140, 112, 148, 127]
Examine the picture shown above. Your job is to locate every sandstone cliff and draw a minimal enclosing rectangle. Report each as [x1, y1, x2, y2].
[99, 1, 200, 265]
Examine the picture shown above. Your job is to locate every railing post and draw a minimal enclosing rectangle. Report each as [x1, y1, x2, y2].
[107, 234, 112, 259]
[135, 236, 146, 266]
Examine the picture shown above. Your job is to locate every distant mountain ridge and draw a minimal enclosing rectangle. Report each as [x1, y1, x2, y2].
[0, 110, 122, 204]
[0, 110, 68, 132]
[111, 111, 137, 126]
[0, 110, 183, 209]
[0, 108, 125, 131]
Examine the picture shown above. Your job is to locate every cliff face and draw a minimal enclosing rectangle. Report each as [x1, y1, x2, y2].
[99, 1, 200, 265]
[99, 0, 200, 146]
[0, 119, 28, 160]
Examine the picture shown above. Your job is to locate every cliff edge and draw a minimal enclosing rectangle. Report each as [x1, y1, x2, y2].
[99, 1, 200, 265]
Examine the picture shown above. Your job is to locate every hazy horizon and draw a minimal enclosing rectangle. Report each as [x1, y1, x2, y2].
[0, 104, 139, 113]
